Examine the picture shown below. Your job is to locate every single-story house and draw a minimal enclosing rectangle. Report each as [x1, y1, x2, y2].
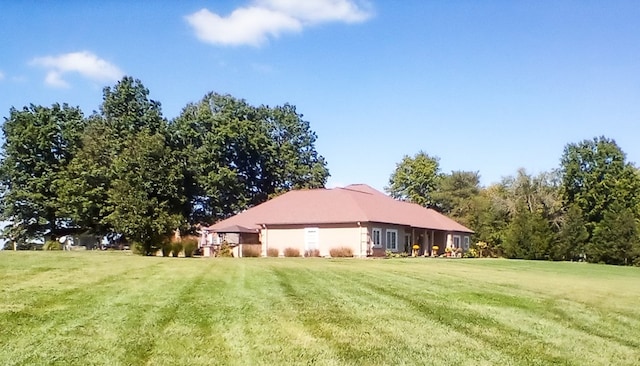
[199, 184, 473, 257]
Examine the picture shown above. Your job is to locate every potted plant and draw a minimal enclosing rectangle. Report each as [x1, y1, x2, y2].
[412, 244, 420, 257]
[445, 247, 452, 257]
[432, 245, 439, 257]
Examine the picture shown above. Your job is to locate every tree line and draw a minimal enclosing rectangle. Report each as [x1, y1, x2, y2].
[386, 139, 640, 266]
[3, 76, 638, 265]
[0, 77, 329, 254]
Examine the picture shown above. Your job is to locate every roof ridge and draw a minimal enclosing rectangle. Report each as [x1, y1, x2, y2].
[338, 188, 373, 222]
[339, 187, 374, 195]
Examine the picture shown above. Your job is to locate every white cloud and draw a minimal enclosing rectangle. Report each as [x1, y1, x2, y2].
[186, 7, 301, 47]
[30, 51, 124, 88]
[258, 0, 372, 23]
[185, 0, 373, 47]
[44, 71, 69, 88]
[0, 71, 4, 80]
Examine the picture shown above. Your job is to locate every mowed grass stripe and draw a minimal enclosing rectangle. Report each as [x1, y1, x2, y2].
[1, 253, 639, 365]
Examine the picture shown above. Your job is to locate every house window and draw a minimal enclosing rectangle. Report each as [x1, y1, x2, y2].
[386, 229, 398, 251]
[463, 236, 470, 250]
[372, 228, 382, 248]
[453, 235, 461, 249]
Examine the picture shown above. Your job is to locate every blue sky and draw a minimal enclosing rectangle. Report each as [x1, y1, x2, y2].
[1, 0, 639, 191]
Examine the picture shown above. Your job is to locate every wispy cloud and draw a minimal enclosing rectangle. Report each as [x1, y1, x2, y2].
[185, 0, 373, 47]
[30, 51, 124, 88]
[257, 0, 372, 24]
[0, 71, 5, 81]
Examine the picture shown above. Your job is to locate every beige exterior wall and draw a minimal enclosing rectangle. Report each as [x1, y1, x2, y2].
[200, 222, 473, 258]
[261, 223, 368, 257]
[366, 224, 472, 256]
[366, 223, 414, 253]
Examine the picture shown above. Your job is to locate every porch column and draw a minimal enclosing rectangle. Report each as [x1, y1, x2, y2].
[431, 230, 435, 256]
[412, 228, 415, 254]
[423, 229, 428, 256]
[261, 225, 268, 257]
[446, 233, 453, 249]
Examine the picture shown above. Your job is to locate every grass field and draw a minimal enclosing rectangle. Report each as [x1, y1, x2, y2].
[1, 252, 639, 365]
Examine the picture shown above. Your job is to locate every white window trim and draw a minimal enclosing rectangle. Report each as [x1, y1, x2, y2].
[372, 228, 382, 248]
[386, 229, 398, 251]
[453, 235, 461, 249]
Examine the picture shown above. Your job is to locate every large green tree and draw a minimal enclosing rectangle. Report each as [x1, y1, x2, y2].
[560, 136, 640, 264]
[553, 204, 589, 261]
[103, 131, 184, 255]
[385, 151, 441, 207]
[58, 77, 181, 248]
[589, 201, 639, 265]
[475, 169, 561, 259]
[432, 170, 480, 226]
[503, 203, 555, 260]
[0, 104, 86, 244]
[171, 93, 329, 224]
[1, 77, 330, 252]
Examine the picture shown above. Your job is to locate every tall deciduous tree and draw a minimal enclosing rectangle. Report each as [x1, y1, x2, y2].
[468, 185, 510, 256]
[385, 151, 441, 207]
[171, 93, 329, 224]
[58, 76, 181, 248]
[1, 77, 330, 252]
[0, 104, 85, 244]
[432, 170, 480, 225]
[56, 119, 114, 235]
[103, 131, 184, 255]
[560, 136, 640, 264]
[474, 169, 561, 259]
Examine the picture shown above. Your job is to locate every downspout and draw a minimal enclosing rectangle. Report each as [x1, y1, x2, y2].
[357, 222, 362, 258]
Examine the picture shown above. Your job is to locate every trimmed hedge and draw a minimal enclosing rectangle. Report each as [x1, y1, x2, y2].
[267, 248, 279, 257]
[283, 247, 300, 257]
[330, 247, 354, 258]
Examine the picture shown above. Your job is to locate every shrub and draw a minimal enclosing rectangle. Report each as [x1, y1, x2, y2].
[267, 248, 279, 257]
[43, 240, 62, 251]
[464, 248, 478, 258]
[304, 248, 321, 257]
[330, 247, 353, 257]
[283, 247, 300, 257]
[183, 238, 198, 258]
[171, 242, 183, 257]
[132, 242, 148, 255]
[242, 245, 261, 257]
[161, 241, 172, 257]
[218, 241, 233, 257]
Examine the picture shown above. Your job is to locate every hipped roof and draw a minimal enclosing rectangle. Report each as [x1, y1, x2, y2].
[207, 184, 473, 233]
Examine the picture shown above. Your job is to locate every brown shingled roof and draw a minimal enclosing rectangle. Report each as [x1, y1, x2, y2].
[207, 184, 473, 233]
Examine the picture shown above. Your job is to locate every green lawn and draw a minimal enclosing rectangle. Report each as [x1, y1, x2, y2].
[1, 252, 639, 365]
